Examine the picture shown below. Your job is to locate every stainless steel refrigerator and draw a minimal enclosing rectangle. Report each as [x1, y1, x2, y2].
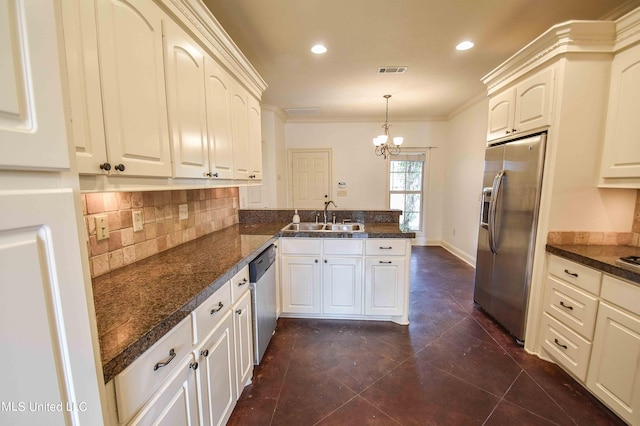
[474, 132, 546, 344]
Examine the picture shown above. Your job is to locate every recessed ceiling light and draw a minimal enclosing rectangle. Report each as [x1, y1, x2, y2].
[311, 44, 327, 54]
[456, 41, 474, 51]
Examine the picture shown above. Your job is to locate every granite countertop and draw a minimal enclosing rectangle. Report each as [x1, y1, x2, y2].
[546, 244, 640, 285]
[93, 221, 412, 382]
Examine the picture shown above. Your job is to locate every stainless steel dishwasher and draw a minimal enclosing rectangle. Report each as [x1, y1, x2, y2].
[249, 244, 277, 365]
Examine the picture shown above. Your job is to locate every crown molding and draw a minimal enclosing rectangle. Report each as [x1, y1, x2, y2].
[160, 0, 267, 99]
[261, 104, 288, 122]
[615, 6, 640, 50]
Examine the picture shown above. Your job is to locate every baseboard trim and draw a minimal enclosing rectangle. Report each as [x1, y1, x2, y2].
[439, 241, 476, 268]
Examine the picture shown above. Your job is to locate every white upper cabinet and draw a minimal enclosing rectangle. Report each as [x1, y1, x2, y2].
[599, 42, 640, 187]
[164, 20, 209, 179]
[248, 95, 263, 180]
[231, 80, 251, 179]
[205, 56, 235, 179]
[487, 67, 554, 142]
[0, 0, 69, 170]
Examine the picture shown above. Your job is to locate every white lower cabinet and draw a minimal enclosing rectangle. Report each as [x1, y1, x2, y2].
[195, 310, 237, 426]
[586, 276, 640, 425]
[233, 290, 254, 400]
[128, 355, 199, 426]
[279, 237, 409, 322]
[364, 258, 406, 317]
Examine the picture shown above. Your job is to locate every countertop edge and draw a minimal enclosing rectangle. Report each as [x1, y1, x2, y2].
[546, 244, 640, 284]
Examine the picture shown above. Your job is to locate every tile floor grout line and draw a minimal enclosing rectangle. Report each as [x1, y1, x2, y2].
[267, 330, 298, 426]
[481, 369, 524, 426]
[518, 369, 581, 426]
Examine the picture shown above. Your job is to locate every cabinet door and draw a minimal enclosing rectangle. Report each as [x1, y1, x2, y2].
[0, 191, 104, 425]
[486, 88, 515, 141]
[129, 357, 199, 426]
[248, 95, 262, 180]
[365, 258, 406, 316]
[233, 290, 253, 399]
[61, 0, 108, 174]
[600, 44, 640, 182]
[205, 56, 235, 179]
[164, 21, 208, 179]
[513, 67, 554, 135]
[281, 256, 321, 314]
[0, 0, 69, 169]
[196, 310, 236, 426]
[95, 0, 172, 177]
[323, 257, 363, 315]
[231, 80, 250, 179]
[586, 302, 640, 425]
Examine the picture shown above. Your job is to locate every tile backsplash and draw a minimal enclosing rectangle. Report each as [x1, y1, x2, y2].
[82, 188, 239, 278]
[547, 189, 640, 247]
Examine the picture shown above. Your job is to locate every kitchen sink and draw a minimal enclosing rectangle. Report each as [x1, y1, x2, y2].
[281, 222, 364, 232]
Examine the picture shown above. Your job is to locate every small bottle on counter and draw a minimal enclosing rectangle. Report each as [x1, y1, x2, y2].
[292, 209, 300, 224]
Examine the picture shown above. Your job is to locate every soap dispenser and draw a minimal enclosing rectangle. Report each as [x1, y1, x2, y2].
[292, 209, 300, 224]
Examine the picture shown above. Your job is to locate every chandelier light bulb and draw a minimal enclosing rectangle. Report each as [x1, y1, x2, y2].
[393, 137, 404, 146]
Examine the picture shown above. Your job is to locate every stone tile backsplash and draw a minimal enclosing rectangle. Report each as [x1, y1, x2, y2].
[547, 189, 640, 247]
[82, 188, 239, 278]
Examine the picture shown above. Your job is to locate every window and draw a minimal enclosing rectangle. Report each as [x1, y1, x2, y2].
[389, 153, 426, 232]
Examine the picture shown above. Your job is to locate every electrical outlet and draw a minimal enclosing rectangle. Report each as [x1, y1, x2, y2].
[179, 204, 188, 220]
[96, 215, 109, 241]
[133, 211, 144, 232]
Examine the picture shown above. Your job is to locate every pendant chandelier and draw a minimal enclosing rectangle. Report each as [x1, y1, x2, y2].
[373, 94, 403, 159]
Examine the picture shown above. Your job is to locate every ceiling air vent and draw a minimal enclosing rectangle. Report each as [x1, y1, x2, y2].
[284, 107, 321, 116]
[378, 66, 407, 74]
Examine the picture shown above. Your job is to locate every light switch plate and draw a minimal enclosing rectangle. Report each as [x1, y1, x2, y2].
[132, 211, 143, 232]
[96, 215, 109, 240]
[179, 204, 188, 220]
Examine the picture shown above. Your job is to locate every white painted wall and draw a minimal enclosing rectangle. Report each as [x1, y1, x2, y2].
[260, 107, 287, 207]
[284, 121, 447, 243]
[441, 98, 488, 265]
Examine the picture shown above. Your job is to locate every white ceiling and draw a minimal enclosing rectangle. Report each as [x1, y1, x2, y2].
[202, 0, 640, 121]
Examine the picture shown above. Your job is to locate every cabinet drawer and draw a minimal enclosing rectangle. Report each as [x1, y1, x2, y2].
[280, 238, 322, 255]
[365, 239, 406, 256]
[192, 280, 231, 344]
[544, 276, 599, 340]
[541, 313, 592, 382]
[601, 274, 640, 315]
[114, 316, 192, 423]
[230, 264, 250, 303]
[323, 239, 363, 255]
[548, 255, 601, 295]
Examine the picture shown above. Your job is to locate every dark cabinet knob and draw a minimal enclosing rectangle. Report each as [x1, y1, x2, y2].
[212, 172, 219, 177]
[190, 362, 199, 370]
[114, 164, 126, 172]
[201, 349, 209, 357]
[505, 130, 511, 134]
[99, 162, 111, 171]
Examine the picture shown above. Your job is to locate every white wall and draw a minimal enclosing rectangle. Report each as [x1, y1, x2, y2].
[260, 107, 287, 207]
[284, 121, 447, 243]
[441, 98, 488, 265]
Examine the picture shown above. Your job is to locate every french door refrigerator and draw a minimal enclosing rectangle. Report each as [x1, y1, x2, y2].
[474, 132, 546, 344]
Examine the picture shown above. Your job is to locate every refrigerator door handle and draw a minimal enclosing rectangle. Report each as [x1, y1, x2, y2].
[488, 170, 505, 254]
[480, 187, 492, 229]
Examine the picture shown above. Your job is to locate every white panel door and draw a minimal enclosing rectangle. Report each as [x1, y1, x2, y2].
[486, 88, 515, 141]
[164, 20, 208, 178]
[290, 150, 331, 208]
[196, 310, 236, 426]
[61, 0, 107, 174]
[0, 191, 103, 425]
[233, 291, 253, 400]
[323, 257, 363, 315]
[231, 80, 250, 179]
[248, 95, 262, 180]
[96, 0, 172, 176]
[205, 56, 235, 179]
[0, 0, 69, 170]
[513, 67, 554, 135]
[281, 256, 321, 314]
[365, 258, 406, 316]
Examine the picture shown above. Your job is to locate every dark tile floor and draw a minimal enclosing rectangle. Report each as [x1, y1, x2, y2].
[229, 246, 624, 425]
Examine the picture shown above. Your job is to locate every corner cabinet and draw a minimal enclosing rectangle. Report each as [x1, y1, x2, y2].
[599, 42, 640, 188]
[487, 67, 555, 142]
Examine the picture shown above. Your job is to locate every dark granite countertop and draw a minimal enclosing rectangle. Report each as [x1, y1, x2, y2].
[546, 244, 640, 285]
[93, 221, 412, 382]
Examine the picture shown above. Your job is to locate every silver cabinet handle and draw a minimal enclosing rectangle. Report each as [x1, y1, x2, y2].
[154, 348, 176, 371]
[238, 278, 248, 286]
[564, 269, 578, 278]
[559, 301, 573, 311]
[553, 338, 568, 350]
[210, 302, 224, 315]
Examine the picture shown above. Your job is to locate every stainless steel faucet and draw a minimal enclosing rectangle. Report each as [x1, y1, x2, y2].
[323, 200, 337, 224]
